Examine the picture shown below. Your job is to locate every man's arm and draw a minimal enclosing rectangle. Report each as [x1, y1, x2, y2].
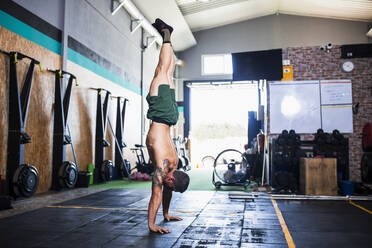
[148, 160, 170, 234]
[162, 186, 172, 217]
[163, 186, 183, 221]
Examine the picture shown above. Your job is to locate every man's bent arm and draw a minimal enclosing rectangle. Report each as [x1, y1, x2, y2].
[162, 176, 182, 222]
[162, 186, 172, 217]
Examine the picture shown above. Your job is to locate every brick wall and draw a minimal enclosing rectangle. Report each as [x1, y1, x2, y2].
[268, 45, 372, 181]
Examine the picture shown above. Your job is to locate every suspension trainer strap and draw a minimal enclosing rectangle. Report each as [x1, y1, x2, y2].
[63, 75, 74, 124]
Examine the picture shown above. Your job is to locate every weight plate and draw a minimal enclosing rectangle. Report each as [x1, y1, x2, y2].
[58, 161, 78, 188]
[282, 130, 289, 136]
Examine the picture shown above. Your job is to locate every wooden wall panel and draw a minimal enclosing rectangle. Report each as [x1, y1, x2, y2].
[0, 45, 7, 179]
[0, 27, 60, 193]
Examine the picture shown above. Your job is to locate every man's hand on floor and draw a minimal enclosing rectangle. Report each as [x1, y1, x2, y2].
[149, 225, 171, 234]
[164, 214, 183, 222]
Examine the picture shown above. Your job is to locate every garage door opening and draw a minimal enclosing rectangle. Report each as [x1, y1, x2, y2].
[188, 81, 258, 168]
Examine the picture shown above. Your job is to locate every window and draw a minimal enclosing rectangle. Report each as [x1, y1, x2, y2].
[201, 54, 232, 75]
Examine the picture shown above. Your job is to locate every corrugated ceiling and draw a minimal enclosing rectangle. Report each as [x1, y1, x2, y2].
[177, 0, 249, 15]
[176, 0, 372, 31]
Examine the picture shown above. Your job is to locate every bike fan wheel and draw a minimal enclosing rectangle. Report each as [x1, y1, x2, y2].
[214, 149, 248, 184]
[202, 155, 215, 167]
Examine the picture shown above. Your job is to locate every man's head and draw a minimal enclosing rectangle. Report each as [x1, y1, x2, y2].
[164, 170, 190, 193]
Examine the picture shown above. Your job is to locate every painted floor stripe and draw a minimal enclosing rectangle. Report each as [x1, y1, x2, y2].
[47, 205, 198, 214]
[271, 198, 296, 248]
[348, 200, 372, 214]
[47, 205, 243, 215]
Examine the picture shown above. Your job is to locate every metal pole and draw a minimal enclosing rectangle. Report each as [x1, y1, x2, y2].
[229, 192, 372, 201]
[62, 0, 69, 71]
[140, 28, 145, 146]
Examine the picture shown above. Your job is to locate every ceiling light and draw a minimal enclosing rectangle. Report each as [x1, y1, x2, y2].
[175, 58, 186, 67]
[367, 28, 372, 38]
[281, 96, 301, 117]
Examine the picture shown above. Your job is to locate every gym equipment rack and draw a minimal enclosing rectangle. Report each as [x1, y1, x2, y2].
[270, 130, 303, 192]
[1, 50, 42, 198]
[93, 88, 113, 183]
[270, 129, 350, 192]
[49, 69, 79, 190]
[113, 96, 129, 178]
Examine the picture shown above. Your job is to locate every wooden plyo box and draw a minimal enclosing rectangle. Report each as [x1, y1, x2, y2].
[300, 158, 338, 196]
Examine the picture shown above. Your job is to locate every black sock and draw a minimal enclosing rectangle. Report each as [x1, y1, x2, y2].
[161, 29, 171, 43]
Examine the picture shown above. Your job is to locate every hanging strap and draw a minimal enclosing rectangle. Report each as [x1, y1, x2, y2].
[102, 89, 111, 132]
[121, 98, 128, 135]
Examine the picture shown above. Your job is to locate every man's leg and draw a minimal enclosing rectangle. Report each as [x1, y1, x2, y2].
[149, 18, 174, 94]
[149, 43, 173, 95]
[166, 50, 178, 162]
[167, 48, 175, 88]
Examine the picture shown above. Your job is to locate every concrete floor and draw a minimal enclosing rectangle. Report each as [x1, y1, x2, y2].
[0, 189, 371, 248]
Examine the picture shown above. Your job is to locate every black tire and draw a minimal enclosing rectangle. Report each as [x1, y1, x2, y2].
[183, 155, 189, 166]
[214, 181, 222, 189]
[177, 156, 185, 170]
[100, 160, 113, 182]
[58, 161, 78, 188]
[361, 153, 372, 183]
[182, 156, 191, 171]
[12, 164, 39, 197]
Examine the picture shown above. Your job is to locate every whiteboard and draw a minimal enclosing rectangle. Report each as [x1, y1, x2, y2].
[321, 105, 353, 133]
[269, 81, 321, 134]
[320, 80, 352, 105]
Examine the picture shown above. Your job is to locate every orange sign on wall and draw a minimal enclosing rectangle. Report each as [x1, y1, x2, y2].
[282, 66, 293, 81]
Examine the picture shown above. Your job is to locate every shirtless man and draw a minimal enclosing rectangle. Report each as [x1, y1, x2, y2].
[145, 18, 190, 234]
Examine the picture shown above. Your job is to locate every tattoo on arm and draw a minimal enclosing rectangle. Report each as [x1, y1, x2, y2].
[162, 159, 170, 172]
[153, 167, 163, 187]
[152, 159, 170, 187]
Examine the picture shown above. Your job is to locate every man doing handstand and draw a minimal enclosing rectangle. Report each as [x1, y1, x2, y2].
[146, 18, 190, 234]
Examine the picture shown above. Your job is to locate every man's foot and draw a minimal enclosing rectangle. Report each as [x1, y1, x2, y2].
[152, 18, 173, 43]
[152, 18, 173, 34]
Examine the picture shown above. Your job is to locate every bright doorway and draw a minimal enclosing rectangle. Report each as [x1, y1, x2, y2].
[188, 81, 258, 168]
